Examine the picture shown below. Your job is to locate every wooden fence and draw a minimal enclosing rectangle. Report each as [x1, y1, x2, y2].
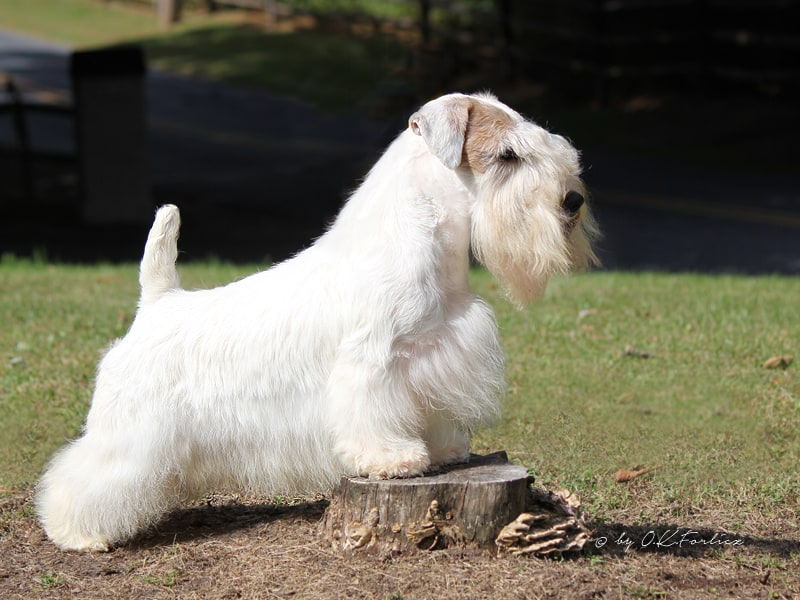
[148, 0, 800, 99]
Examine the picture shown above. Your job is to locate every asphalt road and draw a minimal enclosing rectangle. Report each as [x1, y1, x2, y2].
[1, 28, 798, 274]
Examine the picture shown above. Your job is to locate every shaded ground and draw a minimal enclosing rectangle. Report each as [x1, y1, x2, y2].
[1, 27, 799, 271]
[2, 487, 799, 599]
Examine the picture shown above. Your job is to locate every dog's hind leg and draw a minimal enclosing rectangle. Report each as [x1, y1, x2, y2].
[139, 204, 181, 305]
[36, 428, 179, 551]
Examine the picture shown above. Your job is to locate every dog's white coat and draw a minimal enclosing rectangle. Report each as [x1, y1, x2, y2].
[36, 93, 598, 551]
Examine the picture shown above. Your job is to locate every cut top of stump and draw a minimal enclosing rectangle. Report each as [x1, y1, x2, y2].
[350, 451, 529, 486]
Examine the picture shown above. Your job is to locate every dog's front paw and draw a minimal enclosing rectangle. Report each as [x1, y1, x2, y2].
[368, 457, 429, 480]
[345, 444, 431, 480]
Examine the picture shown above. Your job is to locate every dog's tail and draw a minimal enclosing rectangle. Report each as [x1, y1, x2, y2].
[139, 204, 181, 305]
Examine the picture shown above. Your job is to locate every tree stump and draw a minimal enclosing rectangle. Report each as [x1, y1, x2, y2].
[318, 451, 589, 557]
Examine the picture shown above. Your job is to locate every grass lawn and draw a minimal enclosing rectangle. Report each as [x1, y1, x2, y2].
[1, 258, 798, 597]
[2, 258, 798, 512]
[0, 0, 159, 47]
[474, 271, 799, 520]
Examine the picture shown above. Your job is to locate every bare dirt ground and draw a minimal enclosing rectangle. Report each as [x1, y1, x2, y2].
[2, 487, 799, 599]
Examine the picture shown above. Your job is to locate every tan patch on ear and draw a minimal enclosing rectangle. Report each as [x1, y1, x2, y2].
[462, 101, 516, 173]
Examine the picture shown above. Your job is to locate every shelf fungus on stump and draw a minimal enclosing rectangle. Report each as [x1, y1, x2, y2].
[495, 487, 590, 556]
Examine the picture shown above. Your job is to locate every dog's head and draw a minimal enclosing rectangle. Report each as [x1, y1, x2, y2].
[409, 92, 599, 305]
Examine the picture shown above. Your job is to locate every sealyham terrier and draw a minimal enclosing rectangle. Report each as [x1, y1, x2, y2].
[36, 92, 599, 551]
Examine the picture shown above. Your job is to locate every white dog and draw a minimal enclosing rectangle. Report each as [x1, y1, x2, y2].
[36, 92, 598, 551]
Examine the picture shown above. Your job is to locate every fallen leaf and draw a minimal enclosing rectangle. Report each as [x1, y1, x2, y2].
[762, 355, 793, 370]
[624, 345, 652, 359]
[614, 465, 652, 483]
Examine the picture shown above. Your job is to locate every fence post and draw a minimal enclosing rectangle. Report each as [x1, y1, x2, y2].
[70, 46, 151, 225]
[495, 0, 516, 82]
[157, 0, 183, 28]
[2, 75, 35, 204]
[419, 0, 432, 45]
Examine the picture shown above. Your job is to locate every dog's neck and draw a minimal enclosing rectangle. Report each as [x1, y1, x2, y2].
[319, 129, 477, 298]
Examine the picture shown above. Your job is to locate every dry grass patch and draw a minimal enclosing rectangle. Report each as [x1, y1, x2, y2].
[2, 487, 799, 599]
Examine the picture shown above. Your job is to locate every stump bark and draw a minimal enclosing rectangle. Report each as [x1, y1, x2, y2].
[318, 451, 589, 556]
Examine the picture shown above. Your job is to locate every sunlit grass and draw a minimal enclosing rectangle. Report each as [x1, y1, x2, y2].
[2, 258, 798, 531]
[0, 0, 160, 48]
[469, 269, 799, 522]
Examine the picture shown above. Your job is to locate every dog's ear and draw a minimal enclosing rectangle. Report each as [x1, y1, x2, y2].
[409, 95, 470, 169]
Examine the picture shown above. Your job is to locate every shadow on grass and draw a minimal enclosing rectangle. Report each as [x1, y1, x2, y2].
[139, 21, 411, 113]
[126, 497, 330, 551]
[125, 497, 800, 561]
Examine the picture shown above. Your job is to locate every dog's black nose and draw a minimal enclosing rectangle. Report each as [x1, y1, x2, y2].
[562, 191, 584, 216]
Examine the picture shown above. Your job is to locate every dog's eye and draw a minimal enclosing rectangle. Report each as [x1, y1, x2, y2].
[498, 148, 518, 162]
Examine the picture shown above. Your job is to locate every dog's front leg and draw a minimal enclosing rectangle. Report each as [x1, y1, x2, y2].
[326, 349, 430, 480]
